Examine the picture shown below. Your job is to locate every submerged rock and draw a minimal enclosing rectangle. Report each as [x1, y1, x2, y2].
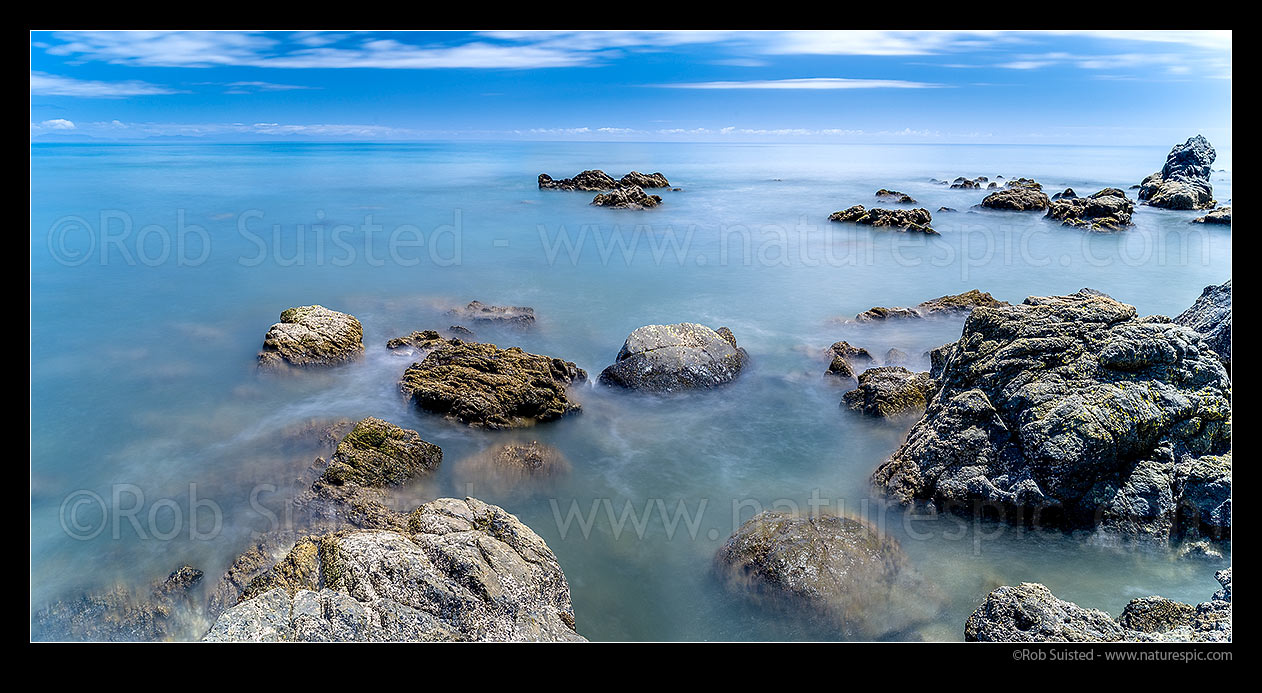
[462, 441, 571, 491]
[599, 323, 748, 392]
[446, 300, 536, 327]
[205, 498, 585, 642]
[34, 565, 204, 642]
[871, 289, 1232, 539]
[965, 568, 1231, 642]
[1045, 187, 1135, 231]
[321, 417, 442, 488]
[1139, 135, 1217, 210]
[400, 338, 587, 428]
[979, 186, 1050, 211]
[591, 185, 662, 209]
[620, 171, 670, 188]
[875, 189, 917, 203]
[1192, 206, 1231, 225]
[258, 305, 364, 370]
[538, 169, 617, 191]
[851, 289, 1007, 323]
[1174, 280, 1231, 371]
[842, 367, 935, 420]
[828, 205, 936, 234]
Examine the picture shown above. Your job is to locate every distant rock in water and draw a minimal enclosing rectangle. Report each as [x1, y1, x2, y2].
[1051, 188, 1077, 200]
[1004, 177, 1042, 191]
[875, 189, 917, 203]
[463, 441, 572, 492]
[34, 565, 204, 642]
[1174, 280, 1231, 371]
[599, 323, 748, 392]
[949, 176, 988, 189]
[538, 169, 617, 191]
[965, 568, 1231, 642]
[825, 340, 876, 381]
[871, 289, 1232, 540]
[1192, 206, 1231, 225]
[205, 498, 586, 642]
[850, 289, 1007, 323]
[1139, 135, 1217, 210]
[842, 366, 935, 420]
[979, 185, 1050, 211]
[1045, 187, 1135, 231]
[400, 337, 587, 428]
[620, 171, 670, 188]
[828, 205, 936, 234]
[591, 185, 662, 209]
[258, 305, 364, 370]
[884, 348, 909, 366]
[937, 206, 956, 213]
[446, 300, 536, 327]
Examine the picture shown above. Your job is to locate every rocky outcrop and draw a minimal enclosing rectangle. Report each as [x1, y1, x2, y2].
[205, 498, 585, 642]
[1052, 188, 1077, 200]
[871, 289, 1232, 539]
[828, 206, 936, 234]
[965, 568, 1231, 642]
[591, 185, 662, 209]
[875, 189, 917, 203]
[1174, 280, 1231, 371]
[258, 305, 364, 370]
[321, 417, 442, 488]
[843, 367, 935, 420]
[1192, 206, 1231, 225]
[1045, 188, 1135, 231]
[34, 565, 204, 642]
[714, 511, 936, 637]
[979, 186, 1050, 211]
[851, 290, 1007, 323]
[950, 176, 987, 189]
[1139, 135, 1217, 210]
[538, 169, 617, 191]
[445, 300, 536, 327]
[399, 338, 587, 428]
[825, 341, 876, 381]
[599, 323, 748, 392]
[620, 171, 670, 188]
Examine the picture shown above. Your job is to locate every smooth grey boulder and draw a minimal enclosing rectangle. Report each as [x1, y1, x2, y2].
[258, 305, 364, 370]
[1174, 280, 1231, 370]
[1138, 135, 1217, 210]
[599, 323, 748, 392]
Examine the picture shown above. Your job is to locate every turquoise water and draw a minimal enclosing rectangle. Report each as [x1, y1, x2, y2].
[30, 141, 1232, 640]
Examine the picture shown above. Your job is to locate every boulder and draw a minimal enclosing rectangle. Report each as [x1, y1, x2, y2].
[446, 300, 535, 327]
[842, 367, 936, 420]
[33, 565, 204, 642]
[321, 417, 442, 488]
[884, 348, 909, 366]
[538, 169, 617, 191]
[599, 323, 748, 392]
[825, 341, 876, 381]
[1174, 280, 1231, 371]
[1138, 135, 1217, 210]
[875, 189, 917, 203]
[851, 289, 1007, 323]
[950, 176, 987, 189]
[258, 305, 364, 370]
[1052, 188, 1077, 200]
[462, 441, 572, 490]
[871, 289, 1231, 538]
[828, 205, 936, 234]
[1192, 206, 1231, 225]
[620, 171, 670, 188]
[979, 187, 1050, 211]
[591, 185, 662, 209]
[1045, 187, 1135, 231]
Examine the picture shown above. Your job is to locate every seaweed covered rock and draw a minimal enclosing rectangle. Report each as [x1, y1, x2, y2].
[825, 341, 876, 381]
[598, 323, 748, 392]
[538, 169, 617, 191]
[620, 171, 670, 188]
[1192, 206, 1231, 225]
[843, 367, 935, 420]
[875, 189, 917, 203]
[446, 300, 536, 327]
[321, 417, 442, 488]
[258, 305, 364, 370]
[591, 185, 662, 209]
[34, 565, 204, 642]
[871, 289, 1232, 539]
[1174, 280, 1231, 370]
[1045, 188, 1135, 231]
[979, 186, 1050, 211]
[828, 205, 936, 234]
[1139, 135, 1217, 210]
[205, 498, 585, 642]
[851, 290, 1007, 323]
[399, 339, 587, 428]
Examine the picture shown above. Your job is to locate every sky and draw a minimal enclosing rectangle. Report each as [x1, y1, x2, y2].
[30, 30, 1232, 145]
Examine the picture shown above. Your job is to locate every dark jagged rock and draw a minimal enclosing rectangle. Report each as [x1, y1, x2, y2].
[620, 171, 670, 188]
[1174, 280, 1231, 371]
[591, 185, 662, 209]
[321, 417, 442, 488]
[258, 305, 364, 370]
[842, 367, 935, 420]
[34, 565, 204, 642]
[851, 290, 1007, 323]
[980, 186, 1050, 211]
[871, 289, 1232, 539]
[1139, 135, 1217, 210]
[538, 169, 617, 191]
[937, 206, 956, 213]
[884, 348, 909, 366]
[965, 568, 1231, 642]
[446, 300, 535, 327]
[1192, 206, 1231, 225]
[400, 339, 586, 428]
[599, 323, 748, 392]
[1052, 188, 1078, 200]
[950, 176, 987, 189]
[1046, 187, 1135, 231]
[825, 341, 876, 381]
[828, 205, 936, 234]
[875, 189, 917, 203]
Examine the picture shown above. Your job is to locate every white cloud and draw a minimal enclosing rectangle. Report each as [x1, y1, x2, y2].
[30, 71, 183, 97]
[656, 78, 941, 90]
[31, 118, 76, 130]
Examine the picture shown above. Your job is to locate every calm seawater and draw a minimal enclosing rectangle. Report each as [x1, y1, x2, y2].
[30, 141, 1232, 641]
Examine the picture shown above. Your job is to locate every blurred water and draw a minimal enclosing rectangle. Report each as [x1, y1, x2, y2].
[30, 141, 1232, 640]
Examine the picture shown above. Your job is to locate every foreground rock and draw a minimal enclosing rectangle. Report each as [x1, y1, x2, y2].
[205, 498, 585, 642]
[592, 185, 662, 209]
[715, 511, 936, 637]
[1045, 188, 1135, 231]
[828, 206, 936, 234]
[875, 189, 916, 203]
[1139, 135, 1217, 210]
[446, 300, 535, 327]
[843, 367, 935, 420]
[965, 568, 1231, 642]
[34, 565, 204, 642]
[599, 323, 748, 392]
[851, 289, 1007, 323]
[871, 289, 1232, 539]
[538, 169, 617, 191]
[400, 338, 587, 428]
[258, 305, 364, 370]
[979, 185, 1050, 211]
[1174, 280, 1231, 371]
[1192, 206, 1231, 225]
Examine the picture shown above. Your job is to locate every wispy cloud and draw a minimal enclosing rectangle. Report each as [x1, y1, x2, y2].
[655, 78, 941, 90]
[30, 71, 184, 97]
[30, 118, 76, 131]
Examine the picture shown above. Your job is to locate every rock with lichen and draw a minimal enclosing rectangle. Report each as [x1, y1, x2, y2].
[828, 205, 936, 234]
[825, 341, 876, 382]
[257, 305, 364, 370]
[979, 185, 1050, 211]
[843, 367, 935, 420]
[591, 185, 662, 209]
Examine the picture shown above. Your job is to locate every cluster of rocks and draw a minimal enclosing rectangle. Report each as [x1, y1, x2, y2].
[875, 189, 917, 203]
[258, 305, 364, 370]
[946, 176, 990, 189]
[848, 289, 1007, 323]
[1139, 135, 1217, 210]
[828, 205, 936, 234]
[1193, 206, 1231, 225]
[965, 568, 1231, 642]
[539, 169, 672, 210]
[598, 323, 748, 392]
[1045, 187, 1135, 231]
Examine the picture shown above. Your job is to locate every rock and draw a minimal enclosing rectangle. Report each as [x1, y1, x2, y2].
[965, 569, 1231, 642]
[538, 169, 616, 191]
[852, 289, 1007, 323]
[599, 323, 748, 392]
[591, 185, 662, 209]
[463, 441, 572, 490]
[1052, 188, 1078, 200]
[205, 498, 585, 642]
[950, 176, 987, 189]
[871, 289, 1232, 539]
[446, 300, 535, 327]
[620, 171, 670, 188]
[1173, 452, 1231, 539]
[258, 305, 364, 370]
[1005, 177, 1042, 191]
[842, 367, 935, 420]
[828, 205, 936, 234]
[979, 187, 1050, 211]
[1177, 539, 1224, 561]
[884, 348, 909, 366]
[1192, 206, 1231, 225]
[34, 565, 204, 642]
[1174, 280, 1230, 372]
[875, 189, 917, 204]
[400, 338, 587, 429]
[825, 341, 876, 381]
[1139, 135, 1217, 210]
[321, 417, 442, 488]
[1045, 187, 1135, 231]
[714, 510, 934, 637]
[937, 206, 956, 213]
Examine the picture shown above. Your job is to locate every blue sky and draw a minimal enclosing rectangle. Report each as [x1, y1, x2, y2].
[30, 30, 1232, 145]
